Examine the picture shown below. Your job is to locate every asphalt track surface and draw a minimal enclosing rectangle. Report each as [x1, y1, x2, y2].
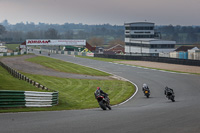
[1, 52, 200, 133]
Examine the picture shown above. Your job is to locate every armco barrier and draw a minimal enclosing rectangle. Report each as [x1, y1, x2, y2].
[0, 51, 27, 56]
[94, 54, 200, 66]
[0, 90, 58, 107]
[0, 61, 49, 90]
[0, 61, 59, 108]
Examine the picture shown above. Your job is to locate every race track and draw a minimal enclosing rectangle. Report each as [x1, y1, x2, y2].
[1, 52, 200, 133]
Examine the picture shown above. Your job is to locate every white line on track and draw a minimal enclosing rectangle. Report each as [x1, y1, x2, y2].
[110, 62, 192, 75]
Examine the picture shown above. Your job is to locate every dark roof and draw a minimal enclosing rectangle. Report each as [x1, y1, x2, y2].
[124, 22, 154, 25]
[175, 46, 196, 52]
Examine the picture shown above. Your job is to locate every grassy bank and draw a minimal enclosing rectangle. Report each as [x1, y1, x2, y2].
[26, 56, 110, 76]
[0, 72, 135, 113]
[0, 55, 135, 113]
[0, 66, 49, 92]
[5, 44, 20, 51]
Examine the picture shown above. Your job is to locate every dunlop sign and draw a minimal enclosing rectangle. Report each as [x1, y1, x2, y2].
[26, 39, 86, 46]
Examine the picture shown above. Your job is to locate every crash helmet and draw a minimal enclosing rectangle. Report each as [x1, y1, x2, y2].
[97, 87, 100, 90]
[143, 84, 147, 89]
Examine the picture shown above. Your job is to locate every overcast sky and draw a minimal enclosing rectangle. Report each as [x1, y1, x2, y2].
[0, 0, 199, 26]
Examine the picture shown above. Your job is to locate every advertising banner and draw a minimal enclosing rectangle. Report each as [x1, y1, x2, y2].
[26, 39, 86, 46]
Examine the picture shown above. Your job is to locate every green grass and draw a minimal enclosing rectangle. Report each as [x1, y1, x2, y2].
[26, 56, 110, 76]
[0, 66, 49, 92]
[24, 73, 135, 107]
[0, 55, 135, 113]
[76, 55, 125, 62]
[5, 44, 20, 51]
[0, 72, 135, 113]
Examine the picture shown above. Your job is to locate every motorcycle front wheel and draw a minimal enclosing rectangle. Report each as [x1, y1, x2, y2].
[106, 104, 112, 110]
[99, 101, 107, 110]
[145, 94, 150, 98]
[171, 97, 175, 102]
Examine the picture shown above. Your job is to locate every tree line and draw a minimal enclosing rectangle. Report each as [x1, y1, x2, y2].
[0, 20, 124, 46]
[0, 20, 200, 45]
[156, 25, 200, 44]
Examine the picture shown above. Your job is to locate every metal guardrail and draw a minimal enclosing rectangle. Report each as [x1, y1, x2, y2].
[0, 90, 58, 107]
[0, 51, 27, 56]
[0, 61, 59, 108]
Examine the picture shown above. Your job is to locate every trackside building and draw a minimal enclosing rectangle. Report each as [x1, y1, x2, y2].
[124, 22, 176, 55]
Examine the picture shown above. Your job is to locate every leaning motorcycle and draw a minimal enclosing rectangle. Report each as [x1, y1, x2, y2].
[95, 94, 111, 110]
[144, 90, 150, 98]
[166, 93, 175, 102]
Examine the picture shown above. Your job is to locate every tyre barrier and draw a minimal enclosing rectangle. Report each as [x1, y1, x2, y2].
[0, 61, 59, 108]
[0, 90, 59, 108]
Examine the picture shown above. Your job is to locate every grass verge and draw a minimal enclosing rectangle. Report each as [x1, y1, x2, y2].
[26, 56, 110, 76]
[0, 72, 135, 113]
[5, 44, 20, 51]
[0, 66, 50, 92]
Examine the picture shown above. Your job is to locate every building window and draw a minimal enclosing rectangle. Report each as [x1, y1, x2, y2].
[126, 43, 150, 48]
[150, 44, 175, 49]
[125, 26, 154, 30]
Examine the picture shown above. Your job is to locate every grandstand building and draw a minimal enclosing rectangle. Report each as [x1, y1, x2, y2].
[124, 22, 176, 55]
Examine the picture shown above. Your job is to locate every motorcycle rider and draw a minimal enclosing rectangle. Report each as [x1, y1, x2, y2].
[94, 87, 108, 100]
[164, 86, 174, 98]
[142, 83, 150, 94]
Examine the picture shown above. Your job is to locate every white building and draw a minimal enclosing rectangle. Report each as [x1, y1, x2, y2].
[124, 22, 176, 55]
[0, 46, 7, 53]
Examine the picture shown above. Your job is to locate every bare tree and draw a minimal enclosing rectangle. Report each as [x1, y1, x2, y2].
[108, 38, 125, 46]
[26, 31, 37, 39]
[45, 28, 59, 39]
[88, 37, 104, 46]
[0, 25, 6, 35]
[63, 30, 73, 39]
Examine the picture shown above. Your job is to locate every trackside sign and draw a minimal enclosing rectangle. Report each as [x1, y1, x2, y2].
[26, 39, 86, 46]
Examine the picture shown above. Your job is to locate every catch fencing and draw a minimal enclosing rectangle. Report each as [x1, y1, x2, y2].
[0, 61, 59, 108]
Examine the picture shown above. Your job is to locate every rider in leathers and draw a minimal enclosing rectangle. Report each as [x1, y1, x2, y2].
[94, 87, 108, 100]
[164, 86, 174, 98]
[142, 83, 150, 95]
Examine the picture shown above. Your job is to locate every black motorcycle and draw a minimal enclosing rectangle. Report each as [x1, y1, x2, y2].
[95, 94, 111, 110]
[144, 90, 150, 98]
[166, 92, 175, 102]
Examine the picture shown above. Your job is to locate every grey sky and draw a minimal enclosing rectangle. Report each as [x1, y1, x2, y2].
[0, 0, 199, 25]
